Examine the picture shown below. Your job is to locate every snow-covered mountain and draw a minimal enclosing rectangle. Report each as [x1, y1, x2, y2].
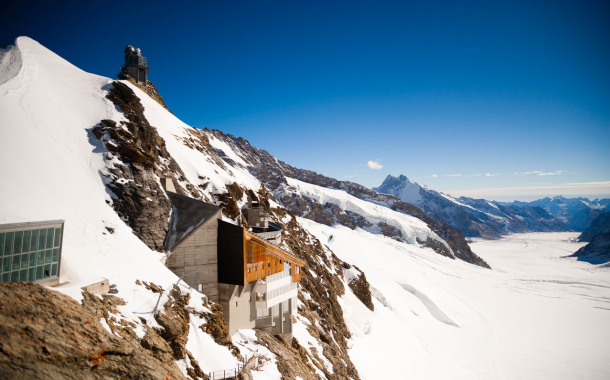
[373, 175, 572, 239]
[2, 37, 609, 380]
[501, 196, 610, 231]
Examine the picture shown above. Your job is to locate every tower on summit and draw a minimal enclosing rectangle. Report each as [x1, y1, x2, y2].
[120, 45, 149, 84]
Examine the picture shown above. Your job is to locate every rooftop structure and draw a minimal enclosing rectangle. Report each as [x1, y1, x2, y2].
[163, 187, 304, 337]
[120, 45, 149, 84]
[242, 201, 282, 246]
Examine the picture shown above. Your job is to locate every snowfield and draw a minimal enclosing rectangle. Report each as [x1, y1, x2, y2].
[300, 223, 610, 380]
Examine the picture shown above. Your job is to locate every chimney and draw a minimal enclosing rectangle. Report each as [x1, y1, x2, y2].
[160, 177, 176, 193]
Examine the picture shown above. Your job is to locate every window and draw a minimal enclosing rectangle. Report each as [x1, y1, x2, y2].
[274, 261, 276, 266]
[0, 222, 64, 283]
[248, 268, 250, 273]
[198, 284, 202, 292]
[235, 301, 238, 307]
[268, 263, 271, 268]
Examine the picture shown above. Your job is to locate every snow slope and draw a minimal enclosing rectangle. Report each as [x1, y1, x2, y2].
[302, 220, 610, 380]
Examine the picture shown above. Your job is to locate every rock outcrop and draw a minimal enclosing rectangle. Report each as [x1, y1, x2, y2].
[571, 212, 610, 263]
[0, 282, 188, 380]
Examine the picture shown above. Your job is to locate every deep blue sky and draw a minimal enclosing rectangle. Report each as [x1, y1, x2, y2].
[3, 0, 609, 200]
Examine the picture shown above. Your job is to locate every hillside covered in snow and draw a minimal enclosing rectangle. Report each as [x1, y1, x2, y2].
[374, 174, 573, 239]
[1, 37, 609, 380]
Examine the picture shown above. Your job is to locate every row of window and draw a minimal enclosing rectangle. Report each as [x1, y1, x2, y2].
[0, 228, 61, 256]
[247, 259, 284, 274]
[0, 263, 58, 283]
[1, 249, 60, 274]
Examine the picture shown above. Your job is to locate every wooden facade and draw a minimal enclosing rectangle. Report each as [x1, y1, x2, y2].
[244, 231, 305, 285]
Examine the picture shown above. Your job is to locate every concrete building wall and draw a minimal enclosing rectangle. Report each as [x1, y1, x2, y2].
[167, 213, 220, 302]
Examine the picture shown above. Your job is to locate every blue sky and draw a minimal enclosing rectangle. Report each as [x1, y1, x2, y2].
[3, 0, 609, 201]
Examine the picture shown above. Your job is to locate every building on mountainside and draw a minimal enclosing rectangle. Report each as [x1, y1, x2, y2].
[120, 45, 149, 84]
[242, 200, 283, 245]
[162, 183, 305, 338]
[0, 220, 64, 285]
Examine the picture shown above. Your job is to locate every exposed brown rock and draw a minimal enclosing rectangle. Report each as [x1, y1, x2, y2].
[0, 282, 187, 380]
[342, 263, 374, 311]
[255, 331, 322, 380]
[200, 303, 242, 359]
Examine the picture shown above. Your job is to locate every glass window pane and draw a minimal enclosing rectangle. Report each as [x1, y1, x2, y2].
[30, 230, 38, 252]
[38, 229, 46, 250]
[20, 269, 28, 282]
[45, 250, 52, 264]
[43, 264, 51, 279]
[37, 251, 44, 266]
[51, 264, 57, 276]
[2, 273, 9, 282]
[11, 271, 19, 282]
[36, 266, 43, 280]
[5, 232, 14, 256]
[23, 230, 31, 253]
[46, 228, 54, 249]
[12, 255, 20, 271]
[0, 233, 4, 256]
[29, 252, 36, 267]
[13, 231, 23, 254]
[2, 257, 10, 273]
[52, 249, 59, 263]
[28, 267, 35, 282]
[54, 228, 61, 247]
[21, 254, 29, 269]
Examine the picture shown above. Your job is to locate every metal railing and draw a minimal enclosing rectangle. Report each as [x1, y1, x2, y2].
[209, 355, 253, 379]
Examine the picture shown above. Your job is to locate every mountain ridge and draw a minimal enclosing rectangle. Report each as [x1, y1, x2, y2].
[373, 174, 572, 239]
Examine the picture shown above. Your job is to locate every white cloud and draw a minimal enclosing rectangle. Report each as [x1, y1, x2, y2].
[367, 161, 383, 170]
[472, 173, 482, 177]
[520, 171, 542, 175]
[485, 173, 498, 177]
[344, 175, 356, 178]
[443, 174, 462, 177]
[538, 171, 565, 176]
[431, 174, 437, 178]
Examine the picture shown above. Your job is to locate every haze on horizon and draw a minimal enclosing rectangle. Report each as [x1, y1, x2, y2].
[3, 0, 609, 202]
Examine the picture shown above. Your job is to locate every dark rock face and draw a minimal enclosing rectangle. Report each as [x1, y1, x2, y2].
[0, 282, 188, 380]
[92, 81, 185, 251]
[578, 212, 610, 242]
[118, 74, 173, 114]
[375, 175, 573, 239]
[342, 262, 374, 311]
[203, 130, 490, 269]
[572, 213, 610, 264]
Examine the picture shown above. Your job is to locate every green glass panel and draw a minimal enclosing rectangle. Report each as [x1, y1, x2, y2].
[38, 229, 46, 250]
[29, 252, 36, 267]
[36, 266, 43, 280]
[2, 257, 10, 273]
[43, 264, 51, 279]
[30, 230, 38, 252]
[11, 271, 19, 282]
[2, 273, 9, 282]
[52, 249, 59, 263]
[22, 230, 31, 253]
[11, 255, 20, 271]
[37, 251, 44, 266]
[20, 269, 28, 282]
[51, 264, 57, 277]
[28, 267, 35, 282]
[46, 228, 54, 250]
[54, 228, 61, 247]
[0, 233, 4, 256]
[45, 250, 52, 264]
[5, 232, 13, 257]
[21, 254, 29, 269]
[13, 231, 23, 254]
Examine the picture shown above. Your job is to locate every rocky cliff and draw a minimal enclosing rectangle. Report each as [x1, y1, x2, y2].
[571, 212, 610, 264]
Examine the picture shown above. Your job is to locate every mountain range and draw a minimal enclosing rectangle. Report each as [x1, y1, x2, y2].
[373, 175, 573, 239]
[500, 196, 610, 231]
